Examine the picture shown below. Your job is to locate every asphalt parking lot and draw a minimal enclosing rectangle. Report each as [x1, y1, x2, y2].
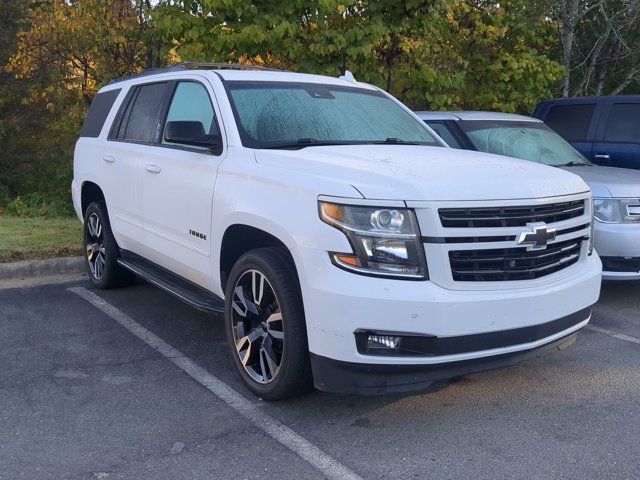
[1, 276, 639, 480]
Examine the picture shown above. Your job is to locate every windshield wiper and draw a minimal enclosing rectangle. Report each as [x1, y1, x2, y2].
[261, 138, 351, 150]
[372, 137, 421, 145]
[260, 137, 425, 149]
[559, 161, 593, 167]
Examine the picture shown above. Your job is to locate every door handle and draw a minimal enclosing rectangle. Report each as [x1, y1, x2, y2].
[145, 164, 161, 174]
[102, 155, 115, 163]
[594, 153, 610, 160]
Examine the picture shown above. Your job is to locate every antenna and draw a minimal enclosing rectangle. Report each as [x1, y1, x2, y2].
[339, 70, 357, 83]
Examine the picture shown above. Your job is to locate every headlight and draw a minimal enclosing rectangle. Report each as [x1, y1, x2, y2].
[319, 201, 428, 279]
[593, 198, 640, 223]
[588, 197, 594, 255]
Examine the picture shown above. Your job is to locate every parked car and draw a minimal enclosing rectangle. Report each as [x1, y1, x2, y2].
[73, 64, 601, 399]
[417, 111, 640, 280]
[533, 96, 640, 170]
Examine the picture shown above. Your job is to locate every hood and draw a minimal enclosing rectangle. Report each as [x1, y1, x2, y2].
[559, 165, 640, 199]
[255, 145, 589, 201]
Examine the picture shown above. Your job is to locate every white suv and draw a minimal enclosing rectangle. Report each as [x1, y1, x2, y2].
[72, 63, 602, 399]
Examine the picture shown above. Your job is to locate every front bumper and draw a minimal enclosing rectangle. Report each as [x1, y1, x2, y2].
[311, 327, 582, 395]
[293, 247, 601, 392]
[594, 220, 640, 280]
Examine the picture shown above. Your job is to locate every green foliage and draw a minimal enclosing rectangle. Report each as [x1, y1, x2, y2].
[0, 183, 11, 208]
[5, 193, 75, 218]
[151, 0, 564, 112]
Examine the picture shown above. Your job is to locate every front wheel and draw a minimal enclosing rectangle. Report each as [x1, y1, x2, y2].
[224, 248, 313, 400]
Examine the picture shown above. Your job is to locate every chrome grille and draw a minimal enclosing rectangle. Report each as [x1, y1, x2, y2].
[449, 237, 583, 282]
[439, 200, 584, 228]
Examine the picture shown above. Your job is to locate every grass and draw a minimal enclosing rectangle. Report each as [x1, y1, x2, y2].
[0, 216, 83, 263]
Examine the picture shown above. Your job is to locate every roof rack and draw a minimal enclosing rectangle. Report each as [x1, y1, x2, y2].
[169, 62, 282, 72]
[107, 62, 283, 85]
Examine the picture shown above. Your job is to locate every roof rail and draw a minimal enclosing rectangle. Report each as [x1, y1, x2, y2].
[169, 62, 282, 72]
[107, 62, 283, 85]
[107, 68, 171, 85]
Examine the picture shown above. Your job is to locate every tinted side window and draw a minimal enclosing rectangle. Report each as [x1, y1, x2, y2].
[604, 104, 640, 143]
[80, 89, 121, 137]
[162, 82, 218, 149]
[123, 82, 168, 143]
[545, 104, 595, 142]
[425, 122, 461, 148]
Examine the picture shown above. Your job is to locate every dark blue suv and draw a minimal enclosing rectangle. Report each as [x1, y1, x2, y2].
[533, 96, 640, 169]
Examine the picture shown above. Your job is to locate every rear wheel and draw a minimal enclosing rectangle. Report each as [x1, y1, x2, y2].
[83, 202, 134, 289]
[224, 248, 313, 400]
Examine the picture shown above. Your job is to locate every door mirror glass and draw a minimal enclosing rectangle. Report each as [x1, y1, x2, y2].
[164, 121, 218, 148]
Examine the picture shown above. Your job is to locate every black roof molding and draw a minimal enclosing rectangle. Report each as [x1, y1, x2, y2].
[107, 62, 283, 85]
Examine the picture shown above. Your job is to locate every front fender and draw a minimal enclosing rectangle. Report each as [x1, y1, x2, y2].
[210, 154, 360, 296]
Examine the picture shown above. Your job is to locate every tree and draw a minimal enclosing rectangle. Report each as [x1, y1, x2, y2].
[0, 0, 30, 203]
[2, 0, 167, 212]
[548, 0, 640, 96]
[151, 0, 564, 112]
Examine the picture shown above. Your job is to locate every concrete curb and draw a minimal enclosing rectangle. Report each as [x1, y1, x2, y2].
[0, 256, 85, 280]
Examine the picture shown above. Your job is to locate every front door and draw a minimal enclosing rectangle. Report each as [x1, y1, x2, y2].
[139, 79, 225, 289]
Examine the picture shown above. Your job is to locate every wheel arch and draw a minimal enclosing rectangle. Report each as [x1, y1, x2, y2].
[219, 222, 299, 293]
[81, 181, 106, 217]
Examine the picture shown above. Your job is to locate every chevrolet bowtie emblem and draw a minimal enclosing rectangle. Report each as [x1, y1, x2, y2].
[517, 222, 557, 250]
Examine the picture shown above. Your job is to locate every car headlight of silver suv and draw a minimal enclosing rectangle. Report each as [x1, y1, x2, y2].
[593, 198, 640, 224]
[319, 201, 428, 279]
[588, 197, 595, 255]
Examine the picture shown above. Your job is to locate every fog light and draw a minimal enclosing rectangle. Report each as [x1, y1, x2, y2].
[367, 334, 401, 350]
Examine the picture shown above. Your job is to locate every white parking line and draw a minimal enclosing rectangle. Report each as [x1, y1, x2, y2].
[68, 286, 363, 480]
[586, 325, 640, 346]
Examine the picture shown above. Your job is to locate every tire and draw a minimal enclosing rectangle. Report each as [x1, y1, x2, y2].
[83, 201, 135, 289]
[224, 247, 313, 400]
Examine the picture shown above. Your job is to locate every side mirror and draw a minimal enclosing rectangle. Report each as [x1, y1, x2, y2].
[164, 121, 218, 149]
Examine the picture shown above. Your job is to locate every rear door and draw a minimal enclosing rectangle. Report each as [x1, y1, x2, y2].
[104, 81, 170, 253]
[592, 101, 640, 169]
[138, 78, 225, 288]
[541, 102, 597, 160]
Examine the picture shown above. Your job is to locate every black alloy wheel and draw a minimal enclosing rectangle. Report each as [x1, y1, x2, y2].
[224, 248, 313, 400]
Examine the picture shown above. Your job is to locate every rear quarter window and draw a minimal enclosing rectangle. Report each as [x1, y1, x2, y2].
[79, 89, 121, 138]
[544, 104, 595, 142]
[604, 104, 640, 143]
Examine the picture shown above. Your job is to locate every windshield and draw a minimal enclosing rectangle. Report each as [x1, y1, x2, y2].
[225, 81, 440, 149]
[458, 120, 593, 166]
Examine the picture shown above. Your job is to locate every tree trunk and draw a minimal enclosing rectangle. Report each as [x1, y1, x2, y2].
[576, 22, 610, 96]
[595, 62, 609, 95]
[610, 65, 640, 95]
[561, 0, 581, 97]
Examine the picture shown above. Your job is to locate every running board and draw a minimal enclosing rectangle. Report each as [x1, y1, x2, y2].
[117, 251, 225, 314]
